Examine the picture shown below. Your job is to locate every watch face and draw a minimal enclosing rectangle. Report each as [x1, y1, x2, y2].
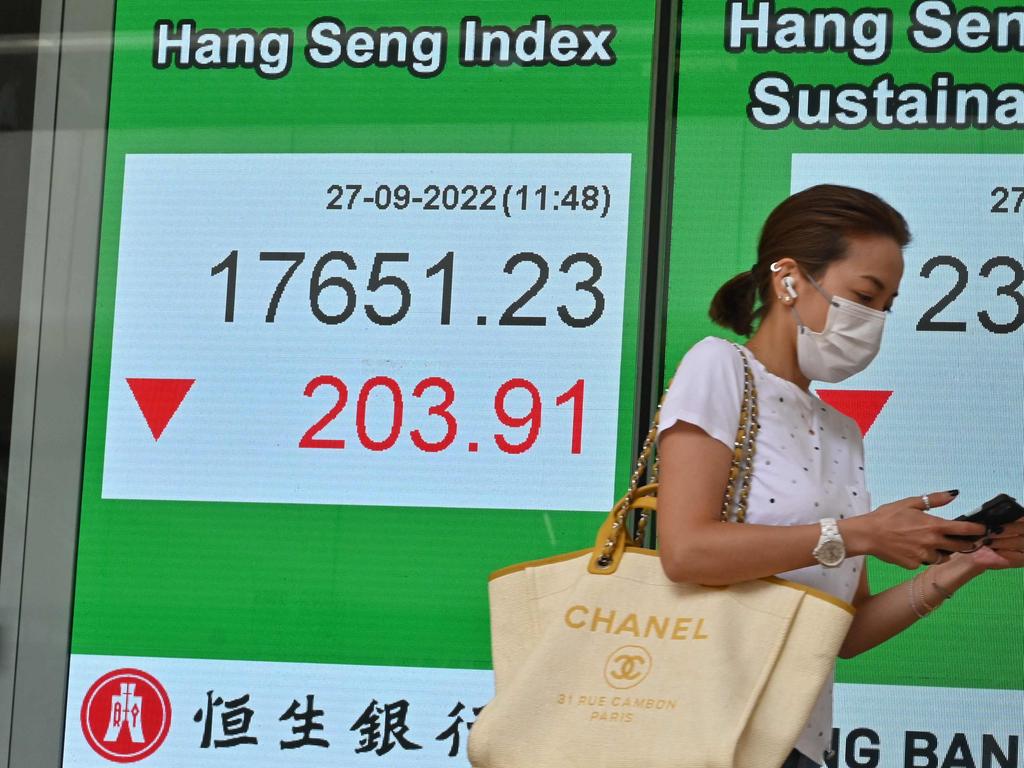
[816, 540, 845, 567]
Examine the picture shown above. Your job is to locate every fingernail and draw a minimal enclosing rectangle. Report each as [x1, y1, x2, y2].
[947, 489, 960, 497]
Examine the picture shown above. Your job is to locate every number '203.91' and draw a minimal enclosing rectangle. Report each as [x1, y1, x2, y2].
[299, 375, 586, 456]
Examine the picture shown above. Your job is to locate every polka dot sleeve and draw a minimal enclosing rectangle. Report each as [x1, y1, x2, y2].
[656, 337, 744, 450]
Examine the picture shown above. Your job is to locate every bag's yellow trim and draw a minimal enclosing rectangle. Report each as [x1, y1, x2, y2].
[488, 548, 593, 580]
[761, 575, 855, 614]
[488, 547, 856, 615]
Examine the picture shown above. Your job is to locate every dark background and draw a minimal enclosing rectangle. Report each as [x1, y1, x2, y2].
[0, 0, 42, 543]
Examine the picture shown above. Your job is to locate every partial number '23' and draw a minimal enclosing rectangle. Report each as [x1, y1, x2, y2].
[917, 255, 1023, 334]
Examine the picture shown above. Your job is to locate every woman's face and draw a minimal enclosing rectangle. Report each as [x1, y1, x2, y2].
[795, 234, 904, 333]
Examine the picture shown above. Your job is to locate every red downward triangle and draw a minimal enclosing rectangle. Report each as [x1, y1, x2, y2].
[815, 389, 893, 437]
[126, 378, 195, 441]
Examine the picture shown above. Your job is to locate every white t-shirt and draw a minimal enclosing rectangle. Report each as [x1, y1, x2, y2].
[656, 336, 870, 764]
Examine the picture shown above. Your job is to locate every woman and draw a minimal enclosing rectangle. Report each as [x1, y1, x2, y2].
[655, 184, 1024, 768]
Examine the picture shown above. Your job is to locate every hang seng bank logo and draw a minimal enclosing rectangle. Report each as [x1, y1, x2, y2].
[604, 645, 652, 690]
[81, 669, 172, 762]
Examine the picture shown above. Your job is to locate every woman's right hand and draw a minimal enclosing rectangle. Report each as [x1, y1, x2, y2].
[840, 491, 988, 568]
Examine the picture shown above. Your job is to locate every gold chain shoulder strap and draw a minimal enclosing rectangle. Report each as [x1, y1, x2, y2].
[719, 344, 760, 523]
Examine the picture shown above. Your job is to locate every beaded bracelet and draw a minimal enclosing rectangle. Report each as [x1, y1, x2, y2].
[908, 573, 931, 618]
[909, 570, 955, 619]
[917, 574, 939, 613]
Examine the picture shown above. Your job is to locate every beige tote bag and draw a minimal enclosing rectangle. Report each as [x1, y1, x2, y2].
[468, 345, 855, 768]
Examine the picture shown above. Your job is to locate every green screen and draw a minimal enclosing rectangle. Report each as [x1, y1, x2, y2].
[72, 1, 657, 667]
[63, 3, 660, 765]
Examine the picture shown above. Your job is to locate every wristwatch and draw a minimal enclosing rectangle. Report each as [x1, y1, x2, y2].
[812, 518, 846, 567]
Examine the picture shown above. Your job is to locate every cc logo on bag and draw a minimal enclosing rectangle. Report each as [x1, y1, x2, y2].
[603, 645, 652, 689]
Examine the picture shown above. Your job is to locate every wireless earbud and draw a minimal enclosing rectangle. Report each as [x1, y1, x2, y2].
[783, 276, 799, 299]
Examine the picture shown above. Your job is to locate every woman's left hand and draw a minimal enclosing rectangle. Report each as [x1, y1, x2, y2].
[966, 520, 1024, 570]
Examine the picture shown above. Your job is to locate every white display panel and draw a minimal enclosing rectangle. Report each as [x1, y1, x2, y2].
[791, 154, 1024, 510]
[102, 153, 631, 511]
[64, 655, 494, 766]
[62, 655, 1023, 767]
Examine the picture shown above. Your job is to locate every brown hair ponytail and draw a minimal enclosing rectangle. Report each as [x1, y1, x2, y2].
[708, 184, 911, 337]
[709, 268, 760, 337]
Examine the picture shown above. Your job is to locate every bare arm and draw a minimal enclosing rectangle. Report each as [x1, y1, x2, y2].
[656, 422, 822, 584]
[838, 555, 983, 657]
[839, 521, 1024, 657]
[656, 421, 988, 585]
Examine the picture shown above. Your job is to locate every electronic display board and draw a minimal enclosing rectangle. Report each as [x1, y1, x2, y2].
[664, 2, 1023, 766]
[60, 2, 658, 765]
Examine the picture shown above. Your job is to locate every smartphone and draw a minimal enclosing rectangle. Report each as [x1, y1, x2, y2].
[951, 493, 1024, 537]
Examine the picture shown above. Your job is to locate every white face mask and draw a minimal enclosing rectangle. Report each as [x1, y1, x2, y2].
[792, 274, 886, 383]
